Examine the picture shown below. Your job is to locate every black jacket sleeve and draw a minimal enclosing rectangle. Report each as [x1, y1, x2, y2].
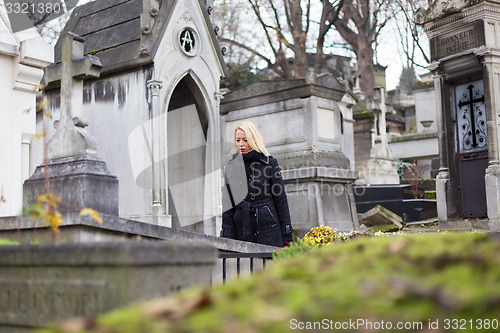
[269, 157, 293, 242]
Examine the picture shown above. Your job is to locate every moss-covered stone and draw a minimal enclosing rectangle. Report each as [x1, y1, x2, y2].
[369, 224, 401, 233]
[40, 233, 500, 333]
[0, 239, 19, 245]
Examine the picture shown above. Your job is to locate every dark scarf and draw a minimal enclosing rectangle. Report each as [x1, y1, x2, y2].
[242, 150, 264, 163]
[242, 150, 265, 176]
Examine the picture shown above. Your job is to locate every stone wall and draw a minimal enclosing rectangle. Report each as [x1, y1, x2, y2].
[0, 241, 216, 331]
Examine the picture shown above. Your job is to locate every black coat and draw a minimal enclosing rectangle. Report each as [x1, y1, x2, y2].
[221, 151, 293, 247]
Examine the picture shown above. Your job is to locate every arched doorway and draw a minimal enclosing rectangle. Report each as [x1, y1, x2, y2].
[166, 75, 209, 233]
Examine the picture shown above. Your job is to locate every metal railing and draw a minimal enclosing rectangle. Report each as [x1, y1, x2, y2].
[218, 252, 274, 284]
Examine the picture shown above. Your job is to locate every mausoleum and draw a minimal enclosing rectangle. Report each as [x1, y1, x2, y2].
[417, 0, 500, 227]
[0, 4, 53, 216]
[33, 0, 228, 235]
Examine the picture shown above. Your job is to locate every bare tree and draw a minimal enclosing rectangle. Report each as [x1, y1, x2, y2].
[215, 0, 344, 80]
[332, 0, 393, 100]
[392, 0, 430, 70]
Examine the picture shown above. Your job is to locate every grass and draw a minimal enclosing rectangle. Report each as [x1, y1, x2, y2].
[40, 232, 500, 333]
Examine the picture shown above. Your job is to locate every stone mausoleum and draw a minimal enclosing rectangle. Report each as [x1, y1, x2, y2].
[417, 0, 500, 228]
[32, 0, 228, 235]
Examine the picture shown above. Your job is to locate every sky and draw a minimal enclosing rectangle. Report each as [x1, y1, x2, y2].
[50, 0, 431, 91]
[377, 20, 430, 91]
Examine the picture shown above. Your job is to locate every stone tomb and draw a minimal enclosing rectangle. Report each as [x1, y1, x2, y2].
[0, 241, 216, 331]
[35, 0, 228, 234]
[220, 73, 359, 235]
[417, 0, 500, 228]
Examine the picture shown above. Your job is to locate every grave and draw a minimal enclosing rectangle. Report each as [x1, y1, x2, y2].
[363, 88, 400, 185]
[23, 32, 119, 216]
[353, 184, 437, 222]
[0, 241, 216, 331]
[33, 0, 228, 234]
[0, 6, 53, 217]
[220, 72, 360, 235]
[0, 2, 275, 329]
[417, 0, 500, 229]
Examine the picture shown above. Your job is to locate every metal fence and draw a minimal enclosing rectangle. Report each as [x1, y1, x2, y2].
[217, 252, 274, 284]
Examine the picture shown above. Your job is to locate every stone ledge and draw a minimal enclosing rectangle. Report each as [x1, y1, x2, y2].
[0, 213, 277, 253]
[0, 241, 216, 266]
[389, 131, 438, 143]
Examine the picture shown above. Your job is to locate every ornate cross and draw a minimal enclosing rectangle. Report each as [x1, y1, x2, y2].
[458, 84, 485, 149]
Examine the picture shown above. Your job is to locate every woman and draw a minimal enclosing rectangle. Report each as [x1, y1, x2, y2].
[221, 122, 293, 247]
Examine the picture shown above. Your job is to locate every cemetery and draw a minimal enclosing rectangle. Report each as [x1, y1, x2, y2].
[0, 0, 500, 331]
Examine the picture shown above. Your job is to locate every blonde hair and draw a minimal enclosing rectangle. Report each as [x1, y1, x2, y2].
[231, 122, 269, 156]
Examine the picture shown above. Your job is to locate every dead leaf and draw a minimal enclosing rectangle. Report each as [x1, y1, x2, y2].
[79, 208, 103, 224]
[389, 240, 406, 253]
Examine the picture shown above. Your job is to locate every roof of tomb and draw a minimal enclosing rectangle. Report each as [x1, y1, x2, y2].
[220, 73, 347, 114]
[48, 0, 226, 78]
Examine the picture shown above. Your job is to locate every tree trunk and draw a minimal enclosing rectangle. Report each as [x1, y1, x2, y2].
[356, 36, 375, 100]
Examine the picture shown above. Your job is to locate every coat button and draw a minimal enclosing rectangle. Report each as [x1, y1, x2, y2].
[254, 231, 259, 236]
[250, 195, 255, 200]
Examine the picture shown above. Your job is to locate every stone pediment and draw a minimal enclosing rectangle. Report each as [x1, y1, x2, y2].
[47, 0, 225, 79]
[416, 0, 480, 25]
[221, 73, 347, 113]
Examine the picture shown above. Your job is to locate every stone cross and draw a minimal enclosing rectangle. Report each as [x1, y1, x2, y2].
[44, 32, 103, 160]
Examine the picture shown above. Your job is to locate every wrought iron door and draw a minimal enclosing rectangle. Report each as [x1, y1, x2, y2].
[454, 79, 488, 218]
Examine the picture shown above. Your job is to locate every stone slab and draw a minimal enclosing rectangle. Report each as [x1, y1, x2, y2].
[0, 213, 277, 253]
[0, 241, 216, 330]
[360, 205, 403, 229]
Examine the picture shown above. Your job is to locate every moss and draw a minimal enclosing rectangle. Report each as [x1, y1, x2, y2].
[41, 233, 500, 333]
[0, 239, 19, 245]
[369, 224, 400, 233]
[425, 190, 437, 200]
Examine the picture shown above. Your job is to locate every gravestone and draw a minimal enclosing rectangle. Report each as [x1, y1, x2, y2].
[0, 7, 53, 217]
[0, 241, 216, 331]
[417, 0, 500, 228]
[220, 72, 359, 235]
[23, 32, 119, 216]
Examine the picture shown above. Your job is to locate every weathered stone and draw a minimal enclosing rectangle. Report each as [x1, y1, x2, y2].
[0, 241, 216, 330]
[23, 154, 119, 215]
[360, 205, 403, 229]
[36, 0, 229, 232]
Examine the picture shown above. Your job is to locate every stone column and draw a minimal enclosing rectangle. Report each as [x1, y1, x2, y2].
[203, 92, 224, 236]
[147, 79, 168, 225]
[477, 49, 500, 228]
[432, 72, 452, 223]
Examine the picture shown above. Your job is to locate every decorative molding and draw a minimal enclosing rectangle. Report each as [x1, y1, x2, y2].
[147, 80, 163, 97]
